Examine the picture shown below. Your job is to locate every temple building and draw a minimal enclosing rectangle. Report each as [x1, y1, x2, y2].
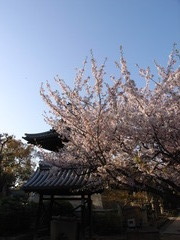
[23, 129, 103, 239]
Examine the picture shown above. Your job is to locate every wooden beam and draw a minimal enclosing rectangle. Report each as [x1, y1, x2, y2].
[88, 194, 93, 238]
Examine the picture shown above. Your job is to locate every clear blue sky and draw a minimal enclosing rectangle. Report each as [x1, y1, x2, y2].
[0, 0, 179, 140]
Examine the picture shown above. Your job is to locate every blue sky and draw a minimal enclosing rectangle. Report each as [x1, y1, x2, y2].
[0, 0, 179, 140]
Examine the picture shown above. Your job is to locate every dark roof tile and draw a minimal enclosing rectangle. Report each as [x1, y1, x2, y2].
[23, 163, 103, 195]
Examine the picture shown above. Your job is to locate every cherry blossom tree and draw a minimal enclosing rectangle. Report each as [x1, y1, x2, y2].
[40, 45, 180, 197]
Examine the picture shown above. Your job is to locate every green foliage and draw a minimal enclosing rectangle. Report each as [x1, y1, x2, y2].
[93, 212, 122, 235]
[102, 189, 149, 208]
[51, 200, 74, 216]
[0, 133, 36, 194]
[0, 196, 38, 236]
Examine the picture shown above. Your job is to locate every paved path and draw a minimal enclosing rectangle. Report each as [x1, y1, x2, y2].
[160, 213, 180, 240]
[34, 214, 180, 240]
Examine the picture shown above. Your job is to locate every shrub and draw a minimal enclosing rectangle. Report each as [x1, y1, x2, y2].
[0, 196, 38, 236]
[51, 200, 74, 216]
[93, 212, 123, 235]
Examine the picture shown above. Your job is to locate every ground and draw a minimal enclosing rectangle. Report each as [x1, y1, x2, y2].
[36, 212, 180, 240]
[89, 212, 180, 240]
[0, 212, 179, 240]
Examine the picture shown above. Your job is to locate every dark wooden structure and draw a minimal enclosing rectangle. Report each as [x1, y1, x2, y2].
[23, 129, 67, 152]
[23, 130, 103, 239]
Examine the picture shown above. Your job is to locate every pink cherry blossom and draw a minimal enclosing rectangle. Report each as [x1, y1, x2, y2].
[40, 45, 180, 196]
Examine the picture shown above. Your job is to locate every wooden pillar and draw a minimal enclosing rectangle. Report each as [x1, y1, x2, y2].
[49, 195, 54, 217]
[34, 193, 43, 239]
[81, 195, 85, 239]
[88, 194, 93, 238]
[48, 195, 54, 230]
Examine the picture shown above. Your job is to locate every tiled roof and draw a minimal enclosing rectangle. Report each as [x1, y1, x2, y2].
[23, 129, 66, 152]
[23, 162, 103, 195]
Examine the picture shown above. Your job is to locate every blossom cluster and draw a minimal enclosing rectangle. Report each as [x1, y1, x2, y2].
[40, 45, 180, 196]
